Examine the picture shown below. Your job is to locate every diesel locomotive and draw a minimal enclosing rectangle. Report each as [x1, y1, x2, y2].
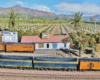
[0, 55, 33, 69]
[0, 54, 100, 71]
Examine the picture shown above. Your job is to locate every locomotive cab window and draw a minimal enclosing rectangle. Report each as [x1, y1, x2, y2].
[47, 44, 49, 48]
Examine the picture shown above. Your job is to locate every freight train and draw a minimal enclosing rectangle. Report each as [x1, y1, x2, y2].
[0, 54, 100, 71]
[0, 42, 35, 52]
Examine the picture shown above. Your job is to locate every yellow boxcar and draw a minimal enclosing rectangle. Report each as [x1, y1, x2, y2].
[79, 58, 100, 71]
[0, 35, 1, 42]
[6, 42, 35, 52]
[0, 42, 5, 52]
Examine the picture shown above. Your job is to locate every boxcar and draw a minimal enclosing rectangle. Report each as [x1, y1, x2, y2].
[34, 57, 78, 71]
[0, 42, 5, 52]
[0, 55, 33, 69]
[6, 42, 35, 52]
[79, 58, 100, 71]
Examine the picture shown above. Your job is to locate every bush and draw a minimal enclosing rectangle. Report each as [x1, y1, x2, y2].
[94, 33, 100, 43]
[23, 30, 32, 36]
[62, 37, 72, 42]
[98, 32, 100, 36]
[82, 38, 89, 43]
[86, 33, 93, 37]
[77, 31, 86, 38]
[32, 31, 40, 36]
[18, 29, 24, 39]
[41, 30, 47, 33]
[69, 32, 76, 43]
[89, 37, 96, 47]
[82, 35, 96, 47]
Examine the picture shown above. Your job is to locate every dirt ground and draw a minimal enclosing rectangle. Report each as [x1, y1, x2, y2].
[0, 47, 97, 58]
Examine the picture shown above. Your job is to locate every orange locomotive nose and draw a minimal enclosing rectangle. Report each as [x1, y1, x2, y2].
[79, 58, 100, 71]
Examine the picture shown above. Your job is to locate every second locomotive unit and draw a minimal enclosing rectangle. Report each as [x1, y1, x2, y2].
[0, 54, 100, 71]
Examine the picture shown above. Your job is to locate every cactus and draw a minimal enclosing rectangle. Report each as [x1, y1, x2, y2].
[95, 45, 99, 52]
[98, 37, 100, 43]
[98, 32, 100, 36]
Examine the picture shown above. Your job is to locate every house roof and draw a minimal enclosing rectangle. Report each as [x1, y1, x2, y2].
[21, 35, 69, 43]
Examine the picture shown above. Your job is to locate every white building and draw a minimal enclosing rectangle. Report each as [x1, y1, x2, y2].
[2, 30, 18, 42]
[21, 33, 71, 50]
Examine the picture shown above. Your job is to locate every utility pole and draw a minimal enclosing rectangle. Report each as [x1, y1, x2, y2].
[94, 21, 96, 33]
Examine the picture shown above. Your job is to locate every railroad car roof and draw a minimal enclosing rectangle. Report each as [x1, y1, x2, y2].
[0, 42, 5, 44]
[0, 55, 33, 60]
[79, 58, 100, 61]
[34, 57, 77, 62]
[6, 42, 35, 45]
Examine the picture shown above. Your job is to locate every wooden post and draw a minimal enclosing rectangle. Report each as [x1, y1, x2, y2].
[69, 49, 70, 57]
[69, 45, 71, 57]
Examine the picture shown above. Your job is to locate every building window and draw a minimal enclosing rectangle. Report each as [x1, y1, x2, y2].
[38, 43, 44, 48]
[64, 43, 66, 48]
[47, 44, 49, 48]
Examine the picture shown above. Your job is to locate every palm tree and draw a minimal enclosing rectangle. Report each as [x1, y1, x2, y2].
[75, 36, 88, 57]
[69, 12, 83, 34]
[8, 9, 18, 30]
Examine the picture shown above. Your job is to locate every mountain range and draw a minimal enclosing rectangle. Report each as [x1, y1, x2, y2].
[0, 5, 100, 20]
[0, 5, 57, 17]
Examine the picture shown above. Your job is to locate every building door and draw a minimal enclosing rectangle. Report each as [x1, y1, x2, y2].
[47, 44, 49, 48]
[53, 43, 57, 49]
[64, 43, 66, 48]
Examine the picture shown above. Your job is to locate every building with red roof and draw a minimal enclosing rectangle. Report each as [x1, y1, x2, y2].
[21, 33, 71, 50]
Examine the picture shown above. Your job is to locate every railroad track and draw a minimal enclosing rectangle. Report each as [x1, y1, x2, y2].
[0, 69, 100, 80]
[0, 72, 100, 80]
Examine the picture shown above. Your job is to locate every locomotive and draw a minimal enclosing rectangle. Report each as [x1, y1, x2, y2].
[0, 54, 100, 71]
[0, 55, 33, 69]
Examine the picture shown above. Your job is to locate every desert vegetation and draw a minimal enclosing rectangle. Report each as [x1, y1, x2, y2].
[1, 10, 100, 57]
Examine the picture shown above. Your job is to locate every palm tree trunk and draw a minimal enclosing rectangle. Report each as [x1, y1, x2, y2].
[12, 22, 14, 31]
[74, 24, 78, 38]
[79, 47, 82, 57]
[12, 26, 13, 31]
[76, 29, 78, 37]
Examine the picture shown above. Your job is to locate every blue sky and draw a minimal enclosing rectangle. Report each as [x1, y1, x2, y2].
[1, 0, 100, 16]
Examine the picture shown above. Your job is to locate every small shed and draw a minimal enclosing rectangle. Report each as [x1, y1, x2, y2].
[2, 30, 18, 42]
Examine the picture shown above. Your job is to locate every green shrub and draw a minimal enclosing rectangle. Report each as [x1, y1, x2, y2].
[62, 37, 72, 42]
[77, 31, 85, 37]
[32, 31, 40, 36]
[86, 33, 93, 37]
[18, 29, 24, 39]
[41, 30, 47, 33]
[23, 30, 32, 36]
[69, 32, 76, 43]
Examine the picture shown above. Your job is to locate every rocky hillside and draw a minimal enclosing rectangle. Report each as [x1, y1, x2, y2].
[0, 5, 57, 17]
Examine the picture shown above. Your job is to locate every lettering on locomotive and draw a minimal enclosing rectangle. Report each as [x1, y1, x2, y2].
[87, 63, 94, 69]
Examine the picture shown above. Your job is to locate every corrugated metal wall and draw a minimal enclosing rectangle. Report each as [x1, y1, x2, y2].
[2, 30, 18, 42]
